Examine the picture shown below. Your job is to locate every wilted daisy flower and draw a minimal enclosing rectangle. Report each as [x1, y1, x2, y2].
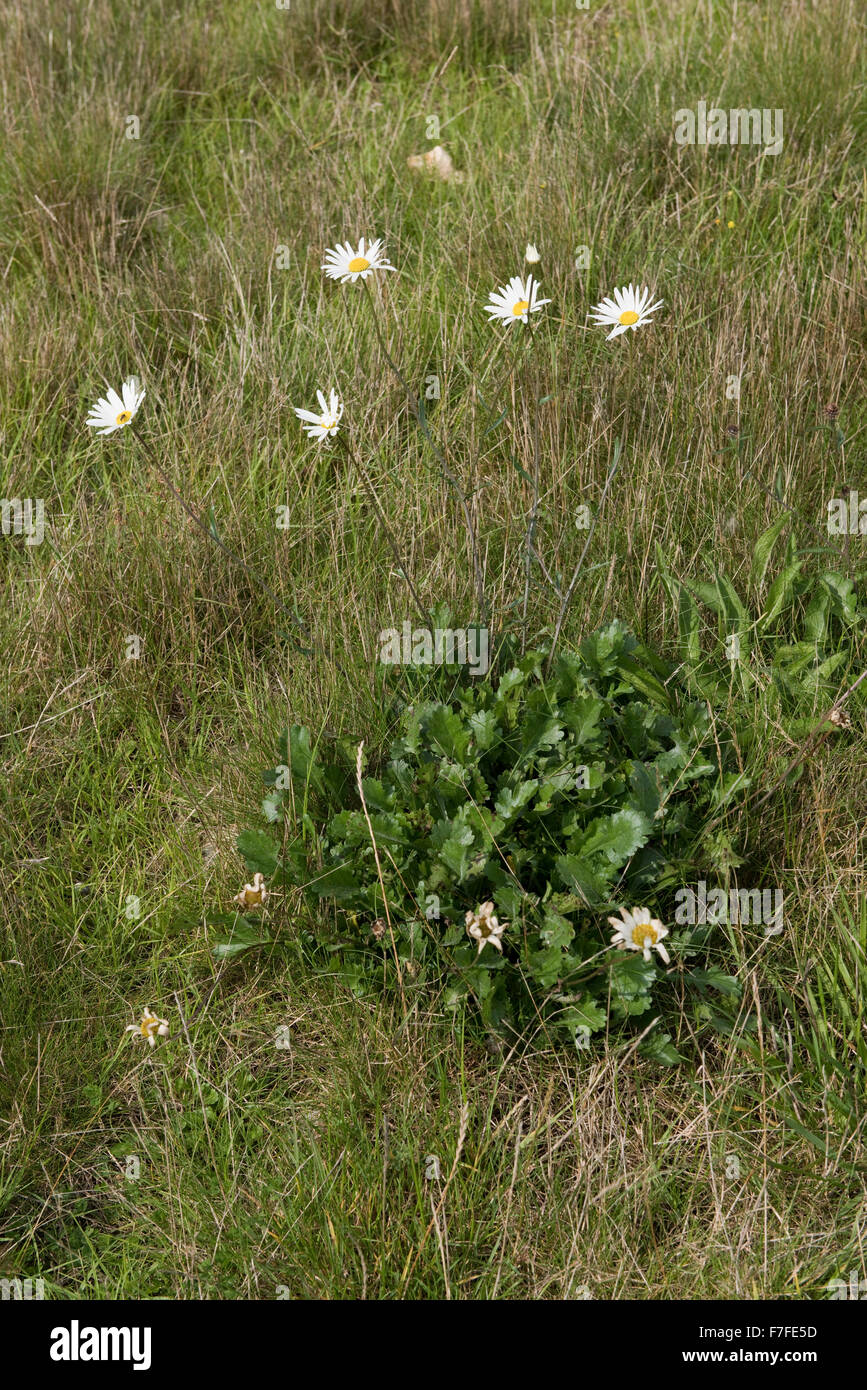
[524, 243, 541, 264]
[125, 1008, 169, 1048]
[589, 284, 663, 340]
[234, 872, 268, 908]
[608, 907, 670, 964]
[406, 146, 460, 182]
[321, 236, 395, 284]
[484, 273, 550, 326]
[293, 389, 343, 443]
[465, 900, 508, 956]
[86, 376, 145, 434]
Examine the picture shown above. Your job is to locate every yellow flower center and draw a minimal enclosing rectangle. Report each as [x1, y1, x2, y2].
[512, 299, 529, 317]
[618, 310, 639, 326]
[116, 410, 132, 425]
[631, 923, 657, 946]
[348, 256, 370, 273]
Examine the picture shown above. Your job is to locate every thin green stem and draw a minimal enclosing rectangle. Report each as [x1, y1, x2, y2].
[134, 432, 312, 644]
[360, 278, 488, 626]
[521, 338, 542, 653]
[337, 433, 431, 633]
[547, 444, 621, 672]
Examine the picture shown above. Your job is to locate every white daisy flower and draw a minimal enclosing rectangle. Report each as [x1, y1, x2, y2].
[589, 284, 663, 340]
[234, 872, 268, 908]
[86, 376, 145, 434]
[484, 273, 550, 327]
[524, 243, 541, 264]
[321, 236, 395, 284]
[465, 900, 508, 956]
[293, 389, 343, 443]
[125, 1008, 170, 1048]
[608, 906, 670, 964]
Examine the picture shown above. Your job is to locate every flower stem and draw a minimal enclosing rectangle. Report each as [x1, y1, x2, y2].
[521, 335, 542, 652]
[547, 441, 621, 672]
[360, 278, 488, 626]
[337, 434, 432, 634]
[134, 433, 311, 644]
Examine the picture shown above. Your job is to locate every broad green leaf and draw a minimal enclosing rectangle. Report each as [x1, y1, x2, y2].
[468, 708, 499, 750]
[629, 761, 661, 818]
[425, 704, 471, 762]
[286, 724, 324, 792]
[519, 713, 565, 761]
[572, 809, 651, 865]
[714, 573, 751, 633]
[678, 586, 701, 666]
[689, 579, 729, 619]
[688, 967, 741, 996]
[494, 779, 539, 821]
[803, 588, 831, 644]
[540, 910, 575, 951]
[560, 999, 607, 1034]
[820, 571, 858, 623]
[654, 543, 679, 608]
[751, 513, 792, 591]
[529, 944, 567, 989]
[759, 561, 803, 633]
[608, 953, 656, 1015]
[305, 863, 360, 899]
[236, 828, 279, 876]
[212, 918, 272, 961]
[555, 854, 610, 907]
[561, 695, 605, 746]
[638, 1030, 683, 1065]
[616, 658, 671, 708]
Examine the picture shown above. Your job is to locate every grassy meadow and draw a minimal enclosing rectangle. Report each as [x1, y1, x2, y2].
[1, 0, 866, 1299]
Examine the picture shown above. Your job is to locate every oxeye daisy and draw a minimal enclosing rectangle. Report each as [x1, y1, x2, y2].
[589, 284, 663, 340]
[86, 376, 145, 434]
[406, 146, 460, 182]
[293, 389, 343, 443]
[608, 907, 670, 964]
[484, 273, 550, 326]
[465, 900, 508, 956]
[321, 236, 395, 283]
[234, 872, 268, 908]
[525, 243, 541, 264]
[125, 1008, 170, 1048]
